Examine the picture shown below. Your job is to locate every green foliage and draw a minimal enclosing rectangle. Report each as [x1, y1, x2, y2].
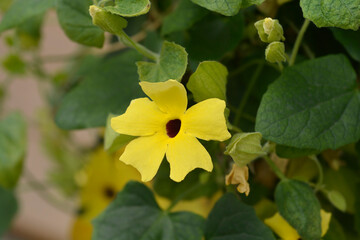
[191, 0, 264, 16]
[55, 50, 143, 129]
[103, 0, 151, 17]
[276, 145, 319, 159]
[153, 161, 218, 201]
[256, 55, 359, 151]
[0, 0, 54, 33]
[57, 0, 104, 47]
[300, 0, 360, 30]
[275, 179, 322, 240]
[332, 28, 360, 61]
[90, 5, 128, 35]
[204, 193, 275, 240]
[161, 0, 208, 36]
[187, 61, 228, 102]
[104, 114, 135, 153]
[326, 190, 347, 212]
[0, 186, 18, 236]
[324, 218, 346, 240]
[180, 12, 244, 61]
[324, 167, 359, 213]
[2, 54, 26, 75]
[0, 113, 26, 189]
[92, 181, 205, 240]
[136, 41, 188, 82]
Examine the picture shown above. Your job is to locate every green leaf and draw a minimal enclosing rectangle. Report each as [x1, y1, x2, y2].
[104, 114, 135, 153]
[182, 12, 244, 61]
[327, 190, 347, 212]
[0, 186, 18, 236]
[2, 54, 26, 75]
[153, 161, 218, 201]
[92, 181, 205, 240]
[190, 0, 264, 16]
[324, 167, 359, 213]
[300, 0, 360, 30]
[55, 50, 143, 129]
[57, 0, 104, 47]
[0, 113, 26, 189]
[136, 41, 188, 82]
[0, 0, 54, 33]
[103, 0, 150, 17]
[256, 55, 360, 151]
[205, 193, 275, 240]
[161, 0, 208, 36]
[187, 61, 228, 102]
[332, 28, 360, 61]
[15, 12, 44, 49]
[275, 179, 321, 240]
[276, 145, 319, 159]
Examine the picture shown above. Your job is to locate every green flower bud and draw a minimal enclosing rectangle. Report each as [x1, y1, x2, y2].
[265, 42, 286, 63]
[224, 132, 266, 167]
[327, 190, 346, 212]
[254, 17, 285, 43]
[89, 5, 127, 35]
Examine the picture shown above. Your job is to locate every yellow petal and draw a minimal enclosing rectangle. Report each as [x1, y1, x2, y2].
[264, 212, 300, 240]
[139, 80, 187, 116]
[166, 133, 213, 182]
[321, 210, 332, 237]
[111, 98, 166, 136]
[120, 133, 168, 182]
[182, 98, 231, 141]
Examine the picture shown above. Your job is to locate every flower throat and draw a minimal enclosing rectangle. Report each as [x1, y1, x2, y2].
[166, 119, 181, 138]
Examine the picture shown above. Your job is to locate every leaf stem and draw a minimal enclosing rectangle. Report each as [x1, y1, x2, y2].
[263, 155, 287, 180]
[117, 31, 159, 61]
[233, 63, 264, 125]
[289, 19, 311, 66]
[309, 155, 324, 191]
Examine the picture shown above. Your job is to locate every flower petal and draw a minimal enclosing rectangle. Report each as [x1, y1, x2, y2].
[321, 210, 331, 237]
[111, 98, 166, 136]
[182, 98, 231, 141]
[166, 134, 212, 182]
[120, 133, 168, 182]
[139, 80, 187, 116]
[264, 212, 300, 240]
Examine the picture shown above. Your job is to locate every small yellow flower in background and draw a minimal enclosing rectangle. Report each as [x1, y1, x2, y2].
[225, 164, 250, 196]
[111, 79, 231, 182]
[264, 210, 331, 240]
[72, 148, 141, 240]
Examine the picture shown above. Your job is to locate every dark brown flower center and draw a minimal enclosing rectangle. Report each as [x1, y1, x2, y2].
[166, 119, 181, 138]
[103, 186, 116, 199]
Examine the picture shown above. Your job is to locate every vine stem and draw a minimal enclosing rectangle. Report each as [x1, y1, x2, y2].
[117, 31, 159, 61]
[289, 19, 311, 66]
[263, 155, 287, 180]
[24, 171, 74, 214]
[309, 155, 324, 191]
[233, 63, 264, 125]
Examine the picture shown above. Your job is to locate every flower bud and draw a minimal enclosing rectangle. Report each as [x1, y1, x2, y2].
[224, 132, 266, 167]
[225, 164, 250, 196]
[89, 5, 127, 34]
[265, 42, 286, 63]
[254, 18, 285, 43]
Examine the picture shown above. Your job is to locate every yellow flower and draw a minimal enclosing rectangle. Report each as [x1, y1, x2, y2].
[111, 80, 231, 182]
[264, 210, 332, 240]
[72, 148, 141, 240]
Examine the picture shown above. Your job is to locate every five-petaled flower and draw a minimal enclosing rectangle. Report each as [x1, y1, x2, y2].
[111, 79, 231, 182]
